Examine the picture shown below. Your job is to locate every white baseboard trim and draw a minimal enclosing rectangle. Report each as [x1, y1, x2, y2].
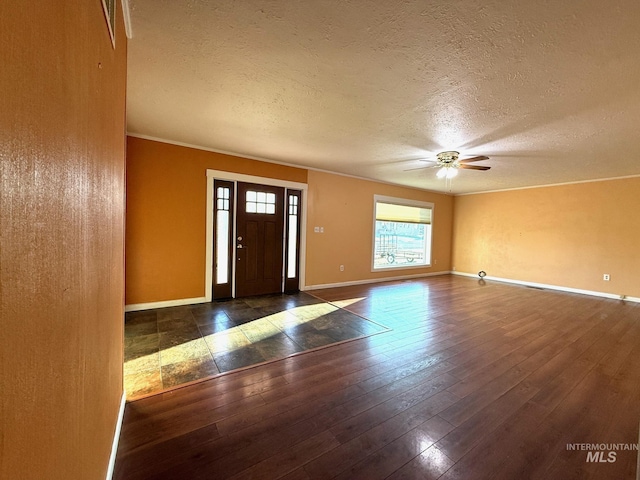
[124, 274, 639, 309]
[106, 391, 126, 480]
[451, 271, 640, 303]
[125, 296, 208, 312]
[303, 271, 451, 291]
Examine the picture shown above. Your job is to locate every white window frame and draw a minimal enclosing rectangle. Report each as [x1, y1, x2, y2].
[371, 195, 434, 272]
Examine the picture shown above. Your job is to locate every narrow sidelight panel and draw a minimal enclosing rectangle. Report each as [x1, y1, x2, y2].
[213, 180, 234, 299]
[284, 189, 302, 293]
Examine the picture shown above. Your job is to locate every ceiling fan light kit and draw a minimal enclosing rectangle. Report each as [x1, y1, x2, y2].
[433, 151, 491, 180]
[404, 151, 491, 183]
[437, 166, 458, 179]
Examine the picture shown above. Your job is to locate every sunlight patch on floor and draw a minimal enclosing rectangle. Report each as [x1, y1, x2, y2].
[330, 297, 368, 308]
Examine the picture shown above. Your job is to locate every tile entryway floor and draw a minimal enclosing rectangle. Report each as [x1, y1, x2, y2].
[124, 292, 389, 399]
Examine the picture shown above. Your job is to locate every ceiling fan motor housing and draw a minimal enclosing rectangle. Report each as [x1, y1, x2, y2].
[436, 151, 460, 165]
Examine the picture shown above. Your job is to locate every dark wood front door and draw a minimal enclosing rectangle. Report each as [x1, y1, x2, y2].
[235, 182, 285, 297]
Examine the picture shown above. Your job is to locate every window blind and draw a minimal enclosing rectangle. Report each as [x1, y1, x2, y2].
[376, 202, 431, 224]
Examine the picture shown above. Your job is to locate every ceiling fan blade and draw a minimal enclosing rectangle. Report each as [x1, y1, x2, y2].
[460, 164, 491, 171]
[459, 155, 489, 164]
[403, 166, 430, 171]
[403, 163, 438, 171]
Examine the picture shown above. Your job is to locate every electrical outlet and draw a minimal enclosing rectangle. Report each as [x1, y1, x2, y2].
[314, 226, 319, 233]
[339, 265, 344, 271]
[603, 274, 610, 281]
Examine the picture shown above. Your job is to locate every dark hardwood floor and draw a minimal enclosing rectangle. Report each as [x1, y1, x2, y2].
[114, 275, 640, 479]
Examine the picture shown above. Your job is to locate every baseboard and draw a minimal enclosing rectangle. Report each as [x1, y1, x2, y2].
[125, 296, 208, 312]
[451, 271, 640, 303]
[124, 277, 451, 307]
[106, 391, 126, 480]
[124, 274, 639, 308]
[303, 271, 451, 291]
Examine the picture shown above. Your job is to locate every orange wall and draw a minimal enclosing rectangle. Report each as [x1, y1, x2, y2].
[305, 170, 453, 286]
[452, 177, 640, 297]
[1, 2, 127, 479]
[125, 137, 308, 304]
[125, 138, 453, 303]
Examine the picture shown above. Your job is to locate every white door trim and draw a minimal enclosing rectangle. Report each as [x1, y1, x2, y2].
[205, 169, 308, 301]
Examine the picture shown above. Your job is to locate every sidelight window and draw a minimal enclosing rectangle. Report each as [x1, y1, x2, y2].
[284, 190, 302, 293]
[215, 186, 231, 284]
[286, 194, 299, 279]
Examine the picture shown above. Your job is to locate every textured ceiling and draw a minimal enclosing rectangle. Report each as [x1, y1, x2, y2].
[126, 0, 640, 194]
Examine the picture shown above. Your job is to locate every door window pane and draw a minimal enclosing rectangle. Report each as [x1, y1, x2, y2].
[246, 190, 276, 215]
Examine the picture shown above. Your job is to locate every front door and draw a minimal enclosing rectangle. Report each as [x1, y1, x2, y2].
[235, 182, 285, 297]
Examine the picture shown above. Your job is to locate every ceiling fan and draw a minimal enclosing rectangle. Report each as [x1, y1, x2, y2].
[409, 151, 491, 179]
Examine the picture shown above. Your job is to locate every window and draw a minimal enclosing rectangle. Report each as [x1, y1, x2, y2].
[246, 190, 276, 214]
[372, 196, 433, 270]
[215, 185, 231, 285]
[284, 189, 302, 293]
[286, 194, 299, 279]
